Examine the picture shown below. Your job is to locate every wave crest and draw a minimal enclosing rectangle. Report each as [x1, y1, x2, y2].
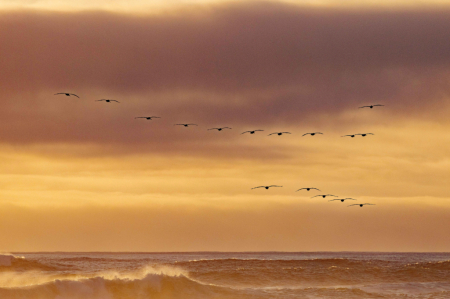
[0, 266, 235, 299]
[0, 254, 58, 272]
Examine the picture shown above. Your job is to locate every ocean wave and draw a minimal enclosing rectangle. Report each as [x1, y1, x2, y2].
[0, 270, 395, 299]
[0, 254, 60, 272]
[178, 258, 450, 288]
[0, 266, 242, 299]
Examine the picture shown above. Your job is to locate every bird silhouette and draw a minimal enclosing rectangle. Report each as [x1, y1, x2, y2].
[302, 132, 323, 136]
[135, 116, 161, 120]
[175, 124, 198, 127]
[359, 104, 384, 109]
[348, 203, 376, 207]
[208, 127, 231, 131]
[252, 185, 282, 190]
[268, 132, 291, 136]
[312, 194, 338, 199]
[342, 134, 356, 138]
[241, 130, 264, 134]
[96, 99, 119, 103]
[296, 188, 320, 192]
[329, 198, 357, 202]
[55, 93, 79, 98]
[356, 133, 374, 137]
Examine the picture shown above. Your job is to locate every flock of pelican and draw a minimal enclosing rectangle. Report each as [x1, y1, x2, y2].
[55, 92, 382, 207]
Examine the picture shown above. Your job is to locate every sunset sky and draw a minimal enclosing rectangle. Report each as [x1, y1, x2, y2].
[1, 0, 450, 252]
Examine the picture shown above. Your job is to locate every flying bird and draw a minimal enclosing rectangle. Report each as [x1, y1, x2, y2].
[268, 132, 291, 136]
[241, 130, 264, 134]
[96, 99, 120, 103]
[356, 133, 374, 137]
[312, 194, 338, 199]
[348, 203, 376, 207]
[296, 188, 320, 192]
[55, 93, 79, 98]
[302, 132, 323, 136]
[175, 124, 198, 127]
[252, 185, 283, 190]
[135, 116, 161, 120]
[329, 198, 357, 202]
[208, 127, 232, 131]
[359, 104, 384, 109]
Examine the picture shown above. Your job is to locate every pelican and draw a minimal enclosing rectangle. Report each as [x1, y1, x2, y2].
[348, 203, 376, 207]
[252, 185, 282, 190]
[356, 133, 374, 137]
[268, 132, 291, 136]
[302, 132, 323, 136]
[208, 127, 231, 131]
[296, 187, 320, 192]
[55, 93, 79, 98]
[241, 130, 264, 134]
[329, 198, 357, 202]
[96, 99, 120, 103]
[312, 194, 338, 199]
[359, 104, 384, 109]
[175, 123, 198, 127]
[135, 116, 161, 120]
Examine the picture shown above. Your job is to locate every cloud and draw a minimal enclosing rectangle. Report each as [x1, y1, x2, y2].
[0, 2, 450, 150]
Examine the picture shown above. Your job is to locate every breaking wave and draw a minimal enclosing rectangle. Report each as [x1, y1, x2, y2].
[0, 254, 60, 272]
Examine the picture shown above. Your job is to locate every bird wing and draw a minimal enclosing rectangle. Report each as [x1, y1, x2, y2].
[311, 188, 320, 191]
[296, 188, 306, 191]
[315, 132, 323, 134]
[348, 204, 359, 207]
[269, 185, 282, 187]
[95, 100, 104, 101]
[189, 124, 198, 126]
[328, 199, 339, 202]
[358, 106, 369, 108]
[373, 104, 384, 106]
[363, 203, 376, 205]
[268, 133, 277, 135]
[241, 131, 250, 134]
[70, 94, 80, 98]
[54, 93, 65, 95]
[311, 195, 321, 198]
[207, 128, 217, 130]
[111, 100, 120, 102]
[327, 195, 338, 197]
[255, 130, 264, 131]
[152, 117, 161, 118]
[282, 132, 291, 134]
[302, 133, 310, 136]
[135, 117, 145, 119]
[252, 186, 265, 189]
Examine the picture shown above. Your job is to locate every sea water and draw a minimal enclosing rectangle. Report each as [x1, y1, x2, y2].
[0, 252, 449, 298]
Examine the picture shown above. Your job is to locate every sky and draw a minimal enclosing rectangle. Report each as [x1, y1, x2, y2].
[1, 0, 450, 252]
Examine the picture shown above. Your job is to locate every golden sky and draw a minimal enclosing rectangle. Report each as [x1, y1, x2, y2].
[1, 0, 450, 251]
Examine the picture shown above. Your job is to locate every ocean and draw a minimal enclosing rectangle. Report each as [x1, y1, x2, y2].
[0, 252, 449, 298]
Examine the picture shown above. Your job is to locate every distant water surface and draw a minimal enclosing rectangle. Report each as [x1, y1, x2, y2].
[1, 252, 449, 298]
